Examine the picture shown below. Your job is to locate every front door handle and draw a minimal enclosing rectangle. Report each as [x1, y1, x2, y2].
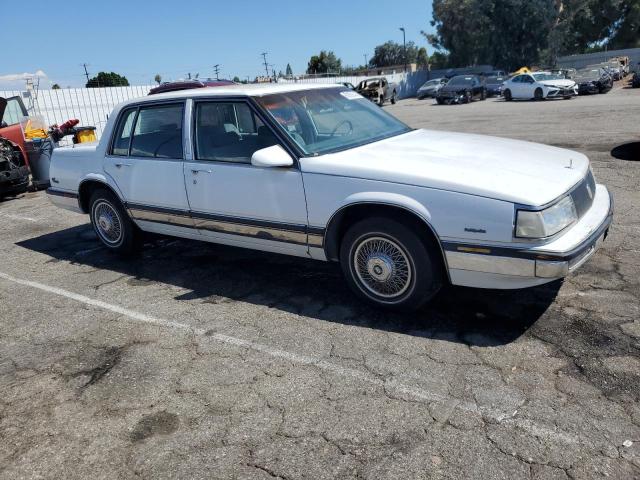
[115, 162, 132, 168]
[191, 169, 212, 174]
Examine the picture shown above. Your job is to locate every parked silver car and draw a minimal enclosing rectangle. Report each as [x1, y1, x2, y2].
[416, 78, 447, 99]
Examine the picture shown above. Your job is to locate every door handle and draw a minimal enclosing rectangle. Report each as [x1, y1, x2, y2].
[191, 169, 212, 174]
[115, 162, 132, 168]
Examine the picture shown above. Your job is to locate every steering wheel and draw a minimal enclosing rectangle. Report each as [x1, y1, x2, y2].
[330, 120, 353, 137]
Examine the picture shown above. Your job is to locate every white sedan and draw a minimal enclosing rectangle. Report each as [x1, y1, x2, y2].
[502, 72, 578, 101]
[47, 84, 612, 310]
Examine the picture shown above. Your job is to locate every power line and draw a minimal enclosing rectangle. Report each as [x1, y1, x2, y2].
[261, 52, 270, 77]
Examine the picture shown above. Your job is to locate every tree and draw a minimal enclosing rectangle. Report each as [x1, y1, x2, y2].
[232, 76, 241, 83]
[416, 47, 429, 68]
[286, 63, 293, 76]
[51, 83, 61, 89]
[369, 41, 422, 68]
[306, 51, 342, 74]
[154, 74, 162, 85]
[86, 71, 130, 88]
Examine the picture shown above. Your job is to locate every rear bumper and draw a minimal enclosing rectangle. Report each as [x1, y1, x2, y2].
[445, 185, 613, 289]
[46, 188, 83, 213]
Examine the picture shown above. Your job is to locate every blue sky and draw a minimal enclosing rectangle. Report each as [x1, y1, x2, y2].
[1, 0, 434, 89]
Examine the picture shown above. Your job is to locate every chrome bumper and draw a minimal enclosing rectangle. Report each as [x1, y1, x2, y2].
[444, 186, 613, 281]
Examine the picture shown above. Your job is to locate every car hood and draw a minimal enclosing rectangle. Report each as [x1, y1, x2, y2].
[439, 84, 470, 93]
[300, 129, 589, 206]
[541, 79, 575, 88]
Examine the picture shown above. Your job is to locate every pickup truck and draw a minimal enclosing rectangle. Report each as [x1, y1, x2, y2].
[355, 77, 398, 106]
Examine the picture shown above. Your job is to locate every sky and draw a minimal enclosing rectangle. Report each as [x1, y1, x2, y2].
[1, 0, 434, 90]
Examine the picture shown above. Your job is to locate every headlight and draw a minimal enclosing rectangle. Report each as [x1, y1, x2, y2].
[516, 196, 578, 238]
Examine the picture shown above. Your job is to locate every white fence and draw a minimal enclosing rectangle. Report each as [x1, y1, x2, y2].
[278, 71, 431, 99]
[0, 85, 153, 142]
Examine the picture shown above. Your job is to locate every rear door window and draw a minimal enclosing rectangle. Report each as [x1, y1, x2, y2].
[130, 103, 184, 159]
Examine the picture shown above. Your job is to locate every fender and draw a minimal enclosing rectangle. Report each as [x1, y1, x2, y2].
[78, 173, 126, 213]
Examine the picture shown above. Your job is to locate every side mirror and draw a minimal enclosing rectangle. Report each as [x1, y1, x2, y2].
[251, 144, 294, 168]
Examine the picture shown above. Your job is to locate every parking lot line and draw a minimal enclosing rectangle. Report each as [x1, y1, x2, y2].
[0, 269, 582, 446]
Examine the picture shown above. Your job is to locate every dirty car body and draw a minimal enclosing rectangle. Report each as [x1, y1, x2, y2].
[355, 77, 398, 106]
[47, 84, 613, 310]
[0, 97, 30, 197]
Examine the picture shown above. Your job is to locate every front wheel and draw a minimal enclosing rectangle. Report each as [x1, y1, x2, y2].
[378, 95, 385, 107]
[340, 217, 442, 311]
[89, 188, 141, 254]
[503, 89, 512, 101]
[534, 88, 544, 101]
[436, 97, 444, 105]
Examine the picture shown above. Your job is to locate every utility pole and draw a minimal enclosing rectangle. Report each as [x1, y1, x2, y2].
[399, 27, 407, 72]
[82, 63, 90, 83]
[213, 64, 221, 80]
[261, 52, 270, 77]
[364, 54, 368, 67]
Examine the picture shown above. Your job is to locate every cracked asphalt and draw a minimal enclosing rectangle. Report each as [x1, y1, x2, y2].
[1, 83, 639, 480]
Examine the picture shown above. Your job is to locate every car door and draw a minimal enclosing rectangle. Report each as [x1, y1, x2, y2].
[522, 75, 536, 98]
[183, 99, 309, 257]
[104, 102, 193, 230]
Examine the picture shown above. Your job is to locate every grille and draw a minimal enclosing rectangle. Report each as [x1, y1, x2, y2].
[571, 170, 596, 218]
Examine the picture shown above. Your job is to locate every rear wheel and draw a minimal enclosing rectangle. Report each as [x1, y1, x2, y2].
[339, 217, 442, 311]
[391, 91, 397, 104]
[89, 189, 141, 254]
[503, 89, 512, 101]
[534, 88, 544, 101]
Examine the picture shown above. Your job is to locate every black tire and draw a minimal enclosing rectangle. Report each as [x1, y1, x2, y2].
[436, 97, 444, 105]
[504, 89, 512, 101]
[534, 88, 543, 101]
[464, 91, 472, 103]
[378, 95, 385, 107]
[339, 217, 442, 311]
[89, 188, 141, 254]
[391, 91, 397, 104]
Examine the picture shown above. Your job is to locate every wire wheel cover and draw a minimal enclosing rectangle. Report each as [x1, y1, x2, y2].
[353, 236, 412, 298]
[94, 201, 123, 245]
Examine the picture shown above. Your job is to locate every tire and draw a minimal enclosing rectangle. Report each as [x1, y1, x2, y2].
[534, 88, 543, 101]
[464, 91, 472, 103]
[378, 95, 385, 107]
[339, 217, 442, 311]
[504, 89, 512, 101]
[436, 97, 444, 105]
[391, 91, 397, 104]
[89, 188, 141, 254]
[480, 89, 486, 100]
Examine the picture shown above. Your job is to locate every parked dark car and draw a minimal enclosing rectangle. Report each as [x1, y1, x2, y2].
[575, 68, 613, 94]
[355, 77, 398, 106]
[436, 75, 486, 104]
[485, 76, 507, 97]
[149, 78, 236, 95]
[632, 72, 640, 88]
[416, 78, 447, 99]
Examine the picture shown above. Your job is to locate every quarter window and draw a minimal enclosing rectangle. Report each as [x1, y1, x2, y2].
[130, 104, 184, 158]
[111, 108, 137, 156]
[194, 102, 278, 164]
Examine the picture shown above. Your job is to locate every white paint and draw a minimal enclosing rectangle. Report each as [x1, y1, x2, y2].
[0, 270, 585, 447]
[0, 212, 38, 222]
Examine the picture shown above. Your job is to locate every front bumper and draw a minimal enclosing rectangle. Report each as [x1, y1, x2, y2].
[0, 165, 30, 194]
[578, 83, 599, 95]
[546, 86, 578, 98]
[46, 188, 83, 213]
[445, 184, 613, 289]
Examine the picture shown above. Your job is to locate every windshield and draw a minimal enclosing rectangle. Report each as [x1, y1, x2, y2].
[447, 76, 474, 86]
[533, 73, 564, 81]
[421, 80, 440, 87]
[486, 76, 505, 83]
[576, 69, 600, 79]
[256, 88, 411, 156]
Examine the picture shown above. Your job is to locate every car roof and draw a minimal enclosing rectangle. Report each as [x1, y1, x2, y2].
[130, 83, 339, 105]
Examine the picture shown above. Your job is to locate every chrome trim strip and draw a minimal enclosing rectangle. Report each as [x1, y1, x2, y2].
[46, 188, 78, 199]
[445, 251, 535, 277]
[129, 208, 194, 227]
[308, 233, 324, 248]
[194, 218, 308, 245]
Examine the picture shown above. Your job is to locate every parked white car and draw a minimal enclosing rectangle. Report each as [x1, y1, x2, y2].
[47, 84, 613, 310]
[502, 72, 578, 101]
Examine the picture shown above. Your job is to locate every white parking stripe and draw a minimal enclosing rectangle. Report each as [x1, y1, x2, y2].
[0, 212, 39, 222]
[0, 270, 581, 446]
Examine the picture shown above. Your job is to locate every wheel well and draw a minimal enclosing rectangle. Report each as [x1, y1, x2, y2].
[78, 180, 121, 213]
[323, 203, 447, 275]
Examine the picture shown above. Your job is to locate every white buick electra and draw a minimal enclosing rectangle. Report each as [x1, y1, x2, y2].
[48, 84, 613, 310]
